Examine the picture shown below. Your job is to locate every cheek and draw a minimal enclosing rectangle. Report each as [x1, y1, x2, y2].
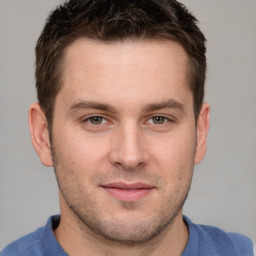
[153, 130, 196, 163]
[53, 131, 111, 176]
[149, 129, 196, 182]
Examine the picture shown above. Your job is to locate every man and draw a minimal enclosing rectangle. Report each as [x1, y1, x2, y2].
[1, 0, 253, 255]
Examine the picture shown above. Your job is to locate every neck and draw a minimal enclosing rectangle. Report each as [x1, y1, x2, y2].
[54, 209, 188, 256]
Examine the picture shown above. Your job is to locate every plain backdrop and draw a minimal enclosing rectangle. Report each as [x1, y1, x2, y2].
[1, 0, 255, 249]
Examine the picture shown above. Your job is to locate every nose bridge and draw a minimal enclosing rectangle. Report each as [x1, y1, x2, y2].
[109, 121, 149, 169]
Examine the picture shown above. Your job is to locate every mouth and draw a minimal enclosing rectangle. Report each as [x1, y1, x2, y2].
[100, 182, 155, 202]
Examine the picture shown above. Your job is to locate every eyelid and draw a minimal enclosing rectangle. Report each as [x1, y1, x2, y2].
[82, 114, 108, 124]
[145, 115, 173, 124]
[80, 114, 175, 125]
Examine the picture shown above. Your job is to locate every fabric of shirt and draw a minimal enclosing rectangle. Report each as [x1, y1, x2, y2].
[1, 215, 253, 256]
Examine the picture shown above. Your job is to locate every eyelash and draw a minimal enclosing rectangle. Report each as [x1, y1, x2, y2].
[83, 115, 108, 125]
[147, 116, 171, 125]
[82, 115, 172, 126]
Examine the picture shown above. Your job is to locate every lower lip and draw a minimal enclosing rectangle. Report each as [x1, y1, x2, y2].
[102, 187, 154, 201]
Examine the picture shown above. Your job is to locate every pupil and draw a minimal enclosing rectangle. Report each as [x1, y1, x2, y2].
[90, 116, 102, 124]
[154, 116, 164, 124]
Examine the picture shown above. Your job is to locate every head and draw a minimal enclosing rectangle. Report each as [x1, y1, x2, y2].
[35, 0, 206, 129]
[30, 0, 209, 247]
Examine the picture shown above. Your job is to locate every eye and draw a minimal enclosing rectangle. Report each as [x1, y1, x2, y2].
[87, 116, 107, 125]
[148, 116, 169, 124]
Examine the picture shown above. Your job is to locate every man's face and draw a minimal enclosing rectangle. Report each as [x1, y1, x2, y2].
[50, 39, 203, 244]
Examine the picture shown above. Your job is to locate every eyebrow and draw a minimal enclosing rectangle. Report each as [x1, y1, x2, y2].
[68, 101, 117, 114]
[142, 99, 184, 112]
[68, 98, 184, 115]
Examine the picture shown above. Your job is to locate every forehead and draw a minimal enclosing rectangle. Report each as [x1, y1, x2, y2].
[62, 38, 189, 77]
[58, 38, 192, 110]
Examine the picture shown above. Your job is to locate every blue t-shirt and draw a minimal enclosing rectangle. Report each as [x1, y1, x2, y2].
[1, 215, 253, 256]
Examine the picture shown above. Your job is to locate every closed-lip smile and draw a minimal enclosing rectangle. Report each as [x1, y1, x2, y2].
[101, 182, 155, 201]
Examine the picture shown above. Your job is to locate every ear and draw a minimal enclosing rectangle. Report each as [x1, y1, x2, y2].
[28, 102, 53, 167]
[194, 102, 210, 164]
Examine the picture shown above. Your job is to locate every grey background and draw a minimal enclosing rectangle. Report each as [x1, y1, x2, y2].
[0, 0, 255, 249]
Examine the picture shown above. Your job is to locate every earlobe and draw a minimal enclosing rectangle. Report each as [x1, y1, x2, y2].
[28, 103, 53, 167]
[194, 102, 210, 165]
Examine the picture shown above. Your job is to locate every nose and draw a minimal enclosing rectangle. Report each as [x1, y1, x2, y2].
[109, 124, 150, 170]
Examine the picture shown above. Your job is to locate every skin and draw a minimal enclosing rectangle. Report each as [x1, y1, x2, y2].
[29, 39, 209, 256]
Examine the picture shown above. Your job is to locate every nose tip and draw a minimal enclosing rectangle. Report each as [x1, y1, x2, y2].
[115, 150, 149, 170]
[109, 128, 149, 170]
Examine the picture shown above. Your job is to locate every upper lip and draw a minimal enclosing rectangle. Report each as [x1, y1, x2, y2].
[101, 182, 155, 190]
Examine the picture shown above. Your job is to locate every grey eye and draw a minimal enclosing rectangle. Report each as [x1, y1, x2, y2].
[152, 116, 167, 124]
[89, 116, 104, 125]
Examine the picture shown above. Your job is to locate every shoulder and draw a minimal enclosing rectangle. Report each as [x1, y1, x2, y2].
[0, 215, 62, 256]
[183, 216, 254, 256]
[0, 228, 44, 256]
[198, 224, 253, 255]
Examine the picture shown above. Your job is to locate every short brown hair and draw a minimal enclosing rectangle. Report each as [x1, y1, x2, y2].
[35, 0, 206, 127]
